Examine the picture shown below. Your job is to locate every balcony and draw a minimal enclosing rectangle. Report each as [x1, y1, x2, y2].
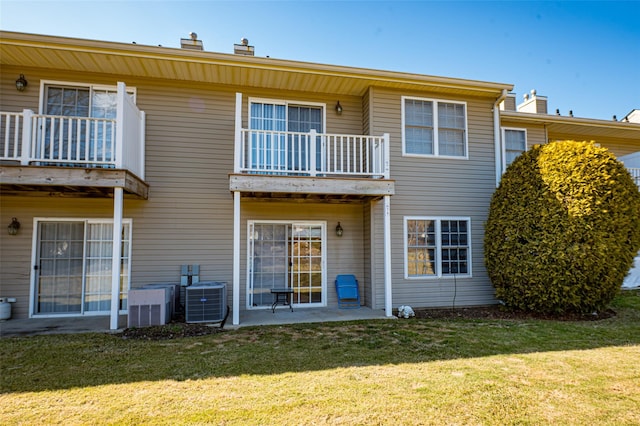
[230, 129, 394, 201]
[0, 83, 147, 199]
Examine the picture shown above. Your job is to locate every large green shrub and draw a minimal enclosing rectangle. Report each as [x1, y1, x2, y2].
[485, 141, 640, 314]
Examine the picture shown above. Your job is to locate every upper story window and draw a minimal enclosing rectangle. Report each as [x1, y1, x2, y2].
[501, 128, 527, 171]
[249, 99, 324, 133]
[402, 96, 468, 158]
[404, 217, 471, 279]
[40, 81, 136, 117]
[248, 98, 325, 173]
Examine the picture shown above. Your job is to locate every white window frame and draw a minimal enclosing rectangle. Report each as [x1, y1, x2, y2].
[29, 217, 133, 317]
[402, 96, 469, 159]
[248, 97, 326, 132]
[38, 80, 137, 115]
[501, 127, 527, 172]
[404, 216, 472, 279]
[246, 220, 327, 310]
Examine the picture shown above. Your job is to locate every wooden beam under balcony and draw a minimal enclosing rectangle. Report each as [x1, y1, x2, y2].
[0, 165, 148, 199]
[229, 174, 395, 202]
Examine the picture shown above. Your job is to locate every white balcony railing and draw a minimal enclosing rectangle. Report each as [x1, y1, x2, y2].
[0, 82, 145, 179]
[236, 129, 390, 178]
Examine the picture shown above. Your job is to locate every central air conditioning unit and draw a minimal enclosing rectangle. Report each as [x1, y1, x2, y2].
[143, 283, 180, 320]
[185, 282, 227, 323]
[128, 287, 172, 327]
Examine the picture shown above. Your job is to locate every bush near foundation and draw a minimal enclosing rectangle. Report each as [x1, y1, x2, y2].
[485, 141, 640, 314]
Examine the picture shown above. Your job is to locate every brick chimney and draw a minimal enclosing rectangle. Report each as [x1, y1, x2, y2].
[517, 89, 548, 114]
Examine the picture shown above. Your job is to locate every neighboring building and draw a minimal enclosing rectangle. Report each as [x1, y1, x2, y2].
[1, 32, 638, 328]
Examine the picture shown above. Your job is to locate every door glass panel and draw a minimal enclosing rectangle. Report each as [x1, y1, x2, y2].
[84, 223, 130, 312]
[249, 103, 287, 172]
[36, 222, 84, 314]
[290, 224, 323, 305]
[288, 106, 323, 171]
[249, 223, 288, 307]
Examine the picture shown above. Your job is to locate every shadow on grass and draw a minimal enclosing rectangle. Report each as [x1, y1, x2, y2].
[1, 290, 639, 393]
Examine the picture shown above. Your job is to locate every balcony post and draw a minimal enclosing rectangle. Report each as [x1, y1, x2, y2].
[20, 109, 33, 165]
[115, 82, 126, 169]
[234, 93, 242, 173]
[138, 111, 146, 180]
[383, 195, 393, 317]
[110, 187, 124, 330]
[232, 190, 241, 325]
[309, 129, 317, 177]
[383, 133, 390, 179]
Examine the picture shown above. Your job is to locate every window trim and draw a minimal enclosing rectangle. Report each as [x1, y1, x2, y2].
[246, 220, 327, 310]
[38, 80, 137, 115]
[403, 216, 472, 279]
[248, 97, 326, 132]
[501, 127, 527, 172]
[29, 217, 133, 318]
[401, 96, 469, 160]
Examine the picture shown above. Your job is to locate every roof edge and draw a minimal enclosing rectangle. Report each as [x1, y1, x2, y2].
[501, 110, 640, 130]
[0, 30, 513, 95]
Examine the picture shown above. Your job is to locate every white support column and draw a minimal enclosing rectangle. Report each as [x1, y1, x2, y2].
[383, 195, 393, 317]
[110, 187, 124, 330]
[234, 93, 243, 174]
[232, 191, 241, 325]
[115, 82, 126, 169]
[20, 109, 33, 165]
[383, 133, 390, 179]
[138, 110, 146, 180]
[309, 129, 317, 176]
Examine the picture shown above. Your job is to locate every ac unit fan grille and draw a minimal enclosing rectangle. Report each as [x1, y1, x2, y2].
[186, 284, 226, 323]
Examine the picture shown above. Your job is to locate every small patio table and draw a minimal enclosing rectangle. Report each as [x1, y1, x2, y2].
[270, 288, 294, 313]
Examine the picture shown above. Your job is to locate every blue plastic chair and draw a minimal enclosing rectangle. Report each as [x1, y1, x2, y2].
[335, 274, 361, 309]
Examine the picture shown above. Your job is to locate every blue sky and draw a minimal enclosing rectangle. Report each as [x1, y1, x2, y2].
[2, 0, 638, 120]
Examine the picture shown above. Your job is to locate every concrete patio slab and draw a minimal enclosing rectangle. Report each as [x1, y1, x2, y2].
[0, 307, 393, 337]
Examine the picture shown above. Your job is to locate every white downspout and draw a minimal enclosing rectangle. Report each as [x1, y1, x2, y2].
[494, 89, 508, 187]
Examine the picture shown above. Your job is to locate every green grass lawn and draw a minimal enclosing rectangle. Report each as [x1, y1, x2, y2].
[2, 290, 639, 425]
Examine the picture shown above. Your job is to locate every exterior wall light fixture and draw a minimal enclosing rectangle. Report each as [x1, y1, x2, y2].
[8, 217, 20, 235]
[335, 222, 343, 237]
[16, 75, 27, 92]
[335, 101, 343, 115]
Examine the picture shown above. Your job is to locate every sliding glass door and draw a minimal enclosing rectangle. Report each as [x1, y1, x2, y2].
[249, 100, 324, 173]
[248, 221, 326, 308]
[34, 220, 131, 315]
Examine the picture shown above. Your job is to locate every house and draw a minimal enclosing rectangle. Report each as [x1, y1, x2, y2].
[1, 31, 638, 329]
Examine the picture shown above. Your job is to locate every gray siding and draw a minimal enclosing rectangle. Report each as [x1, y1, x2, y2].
[368, 87, 497, 308]
[0, 65, 373, 318]
[239, 201, 366, 312]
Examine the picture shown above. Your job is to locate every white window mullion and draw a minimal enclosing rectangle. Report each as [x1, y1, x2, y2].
[433, 104, 440, 157]
[80, 221, 88, 314]
[435, 220, 442, 277]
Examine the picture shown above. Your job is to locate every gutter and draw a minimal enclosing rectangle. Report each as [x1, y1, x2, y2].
[494, 89, 508, 187]
[0, 30, 512, 96]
